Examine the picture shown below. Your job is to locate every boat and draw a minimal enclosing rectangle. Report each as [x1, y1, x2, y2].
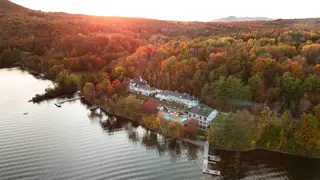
[208, 155, 221, 162]
[23, 112, 28, 115]
[202, 169, 221, 176]
[54, 103, 61, 107]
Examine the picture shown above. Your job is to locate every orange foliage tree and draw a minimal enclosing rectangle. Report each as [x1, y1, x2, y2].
[293, 114, 320, 153]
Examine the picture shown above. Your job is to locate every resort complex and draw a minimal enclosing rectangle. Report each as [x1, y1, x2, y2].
[128, 77, 160, 96]
[129, 77, 217, 129]
[155, 90, 199, 108]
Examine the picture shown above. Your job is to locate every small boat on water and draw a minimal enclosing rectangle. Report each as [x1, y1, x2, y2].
[23, 112, 28, 115]
[208, 155, 221, 162]
[54, 103, 61, 107]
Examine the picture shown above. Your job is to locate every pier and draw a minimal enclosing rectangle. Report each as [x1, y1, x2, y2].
[55, 96, 85, 107]
[202, 140, 221, 176]
[89, 106, 100, 111]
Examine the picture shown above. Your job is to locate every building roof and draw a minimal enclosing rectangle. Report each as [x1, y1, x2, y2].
[157, 90, 199, 101]
[136, 85, 157, 91]
[188, 104, 217, 117]
[130, 77, 157, 92]
[130, 77, 147, 87]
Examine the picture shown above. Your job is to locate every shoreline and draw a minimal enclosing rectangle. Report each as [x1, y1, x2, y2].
[20, 65, 43, 76]
[86, 99, 320, 160]
[83, 99, 195, 145]
[87, 99, 320, 159]
[210, 145, 320, 160]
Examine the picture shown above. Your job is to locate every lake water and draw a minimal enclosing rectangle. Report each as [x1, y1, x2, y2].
[0, 68, 320, 180]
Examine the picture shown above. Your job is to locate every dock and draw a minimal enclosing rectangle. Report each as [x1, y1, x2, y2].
[202, 140, 221, 176]
[89, 106, 100, 111]
[57, 96, 84, 104]
[55, 96, 85, 108]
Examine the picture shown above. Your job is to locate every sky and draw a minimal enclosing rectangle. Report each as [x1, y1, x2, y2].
[11, 0, 320, 21]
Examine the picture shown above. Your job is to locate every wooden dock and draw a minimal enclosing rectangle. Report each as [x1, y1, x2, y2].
[202, 140, 221, 176]
[55, 96, 85, 107]
[57, 96, 84, 104]
[89, 106, 100, 111]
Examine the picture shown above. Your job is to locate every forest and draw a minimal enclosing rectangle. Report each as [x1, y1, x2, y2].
[1, 0, 320, 156]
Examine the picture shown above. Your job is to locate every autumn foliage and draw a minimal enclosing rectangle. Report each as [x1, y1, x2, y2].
[184, 119, 198, 137]
[141, 100, 158, 114]
[1, 0, 320, 156]
[293, 114, 320, 153]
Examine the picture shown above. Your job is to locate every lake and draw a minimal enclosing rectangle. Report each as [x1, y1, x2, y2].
[0, 68, 319, 180]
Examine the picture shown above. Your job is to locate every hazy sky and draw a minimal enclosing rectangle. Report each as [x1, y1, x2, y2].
[11, 0, 319, 21]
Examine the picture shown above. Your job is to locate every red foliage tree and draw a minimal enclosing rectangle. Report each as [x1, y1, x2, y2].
[112, 79, 121, 88]
[141, 100, 158, 114]
[107, 85, 115, 96]
[112, 79, 123, 94]
[184, 119, 198, 137]
[95, 57, 106, 69]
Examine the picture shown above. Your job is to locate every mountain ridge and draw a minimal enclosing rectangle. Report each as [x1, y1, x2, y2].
[1, 0, 319, 26]
[213, 16, 273, 22]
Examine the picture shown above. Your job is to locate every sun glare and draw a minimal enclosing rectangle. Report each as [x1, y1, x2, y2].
[9, 0, 320, 21]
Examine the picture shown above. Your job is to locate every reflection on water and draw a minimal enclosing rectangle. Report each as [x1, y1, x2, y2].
[1, 68, 320, 180]
[89, 107, 320, 180]
[88, 109, 191, 161]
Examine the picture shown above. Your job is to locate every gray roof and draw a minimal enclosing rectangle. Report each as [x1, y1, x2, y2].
[130, 78, 157, 91]
[188, 104, 216, 117]
[158, 90, 198, 101]
[136, 85, 156, 91]
[130, 78, 147, 87]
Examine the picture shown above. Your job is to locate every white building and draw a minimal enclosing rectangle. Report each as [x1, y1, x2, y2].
[187, 104, 218, 129]
[155, 90, 199, 108]
[129, 77, 160, 96]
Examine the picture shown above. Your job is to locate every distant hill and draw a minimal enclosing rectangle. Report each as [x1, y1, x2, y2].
[213, 16, 273, 22]
[0, 0, 30, 14]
